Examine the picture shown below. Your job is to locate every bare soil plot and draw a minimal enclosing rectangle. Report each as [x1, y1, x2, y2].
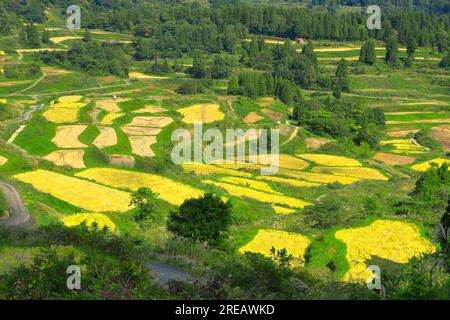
[132, 106, 167, 114]
[44, 150, 86, 169]
[261, 108, 281, 120]
[129, 72, 168, 80]
[96, 98, 128, 113]
[92, 126, 117, 149]
[431, 125, 450, 151]
[373, 153, 416, 166]
[121, 126, 161, 136]
[128, 136, 157, 157]
[306, 137, 332, 150]
[42, 67, 71, 75]
[244, 112, 263, 124]
[108, 154, 135, 168]
[52, 125, 87, 149]
[50, 36, 82, 43]
[399, 101, 448, 106]
[0, 156, 8, 166]
[127, 116, 173, 128]
[387, 129, 420, 137]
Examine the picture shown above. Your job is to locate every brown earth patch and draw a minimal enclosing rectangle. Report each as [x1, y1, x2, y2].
[44, 150, 86, 169]
[128, 136, 157, 157]
[52, 125, 87, 149]
[244, 112, 263, 124]
[261, 108, 281, 120]
[128, 116, 173, 128]
[431, 125, 450, 151]
[121, 126, 161, 136]
[108, 154, 135, 168]
[0, 80, 32, 87]
[373, 153, 416, 166]
[96, 98, 128, 113]
[132, 105, 167, 114]
[306, 137, 332, 150]
[42, 67, 71, 75]
[92, 126, 117, 149]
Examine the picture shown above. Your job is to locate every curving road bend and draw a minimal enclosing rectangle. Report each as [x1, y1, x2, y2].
[0, 181, 35, 228]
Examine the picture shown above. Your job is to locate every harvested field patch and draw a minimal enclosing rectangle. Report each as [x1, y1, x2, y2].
[93, 126, 117, 149]
[431, 125, 450, 151]
[411, 158, 450, 172]
[42, 67, 71, 75]
[0, 80, 32, 87]
[312, 166, 388, 180]
[279, 168, 361, 185]
[239, 229, 310, 266]
[0, 156, 8, 166]
[203, 180, 311, 209]
[43, 150, 86, 169]
[108, 154, 135, 168]
[50, 36, 82, 43]
[127, 116, 173, 128]
[244, 112, 263, 124]
[100, 113, 125, 125]
[399, 101, 448, 106]
[58, 96, 83, 103]
[121, 126, 161, 136]
[128, 136, 157, 157]
[297, 154, 362, 167]
[182, 163, 252, 178]
[14, 170, 131, 212]
[132, 105, 167, 114]
[129, 72, 168, 80]
[63, 213, 116, 232]
[387, 129, 420, 137]
[96, 98, 128, 113]
[52, 125, 87, 149]
[76, 168, 203, 206]
[178, 103, 224, 124]
[373, 153, 416, 166]
[336, 220, 436, 282]
[219, 176, 281, 194]
[306, 137, 332, 150]
[256, 175, 321, 188]
[261, 109, 281, 120]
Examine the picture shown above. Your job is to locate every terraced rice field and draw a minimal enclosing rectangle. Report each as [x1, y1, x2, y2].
[178, 103, 224, 124]
[381, 139, 427, 155]
[411, 158, 450, 172]
[129, 72, 168, 80]
[373, 153, 416, 166]
[335, 220, 435, 282]
[63, 213, 116, 232]
[43, 150, 86, 169]
[279, 168, 361, 185]
[96, 98, 128, 113]
[75, 168, 203, 206]
[0, 156, 8, 166]
[100, 113, 125, 125]
[297, 154, 362, 167]
[182, 163, 253, 178]
[311, 167, 388, 181]
[43, 98, 87, 123]
[203, 179, 311, 209]
[219, 176, 281, 194]
[13, 170, 131, 212]
[52, 125, 87, 148]
[239, 229, 310, 266]
[92, 127, 117, 149]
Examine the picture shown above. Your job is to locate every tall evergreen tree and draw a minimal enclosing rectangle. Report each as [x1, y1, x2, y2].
[359, 39, 376, 65]
[385, 33, 399, 65]
[439, 51, 450, 68]
[227, 75, 239, 95]
[335, 59, 350, 93]
[25, 24, 40, 48]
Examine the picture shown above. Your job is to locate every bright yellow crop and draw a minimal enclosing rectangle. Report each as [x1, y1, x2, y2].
[178, 103, 224, 124]
[297, 154, 362, 167]
[63, 213, 116, 232]
[411, 158, 450, 172]
[14, 170, 131, 212]
[312, 166, 388, 181]
[239, 229, 310, 266]
[257, 175, 321, 188]
[279, 168, 361, 185]
[203, 180, 311, 209]
[182, 163, 253, 178]
[220, 176, 281, 194]
[43, 99, 86, 123]
[272, 205, 296, 215]
[76, 168, 203, 206]
[58, 96, 83, 103]
[101, 113, 125, 125]
[335, 220, 436, 282]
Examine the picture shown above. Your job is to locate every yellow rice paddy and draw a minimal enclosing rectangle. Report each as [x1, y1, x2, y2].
[311, 167, 388, 181]
[13, 170, 131, 212]
[219, 176, 281, 194]
[75, 168, 203, 206]
[256, 175, 321, 188]
[203, 180, 311, 209]
[279, 168, 361, 185]
[182, 163, 253, 178]
[297, 154, 362, 167]
[239, 229, 310, 266]
[411, 158, 450, 172]
[63, 213, 116, 232]
[335, 220, 436, 282]
[100, 113, 125, 125]
[178, 103, 225, 124]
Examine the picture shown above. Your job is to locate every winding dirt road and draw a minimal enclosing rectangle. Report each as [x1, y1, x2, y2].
[0, 181, 35, 228]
